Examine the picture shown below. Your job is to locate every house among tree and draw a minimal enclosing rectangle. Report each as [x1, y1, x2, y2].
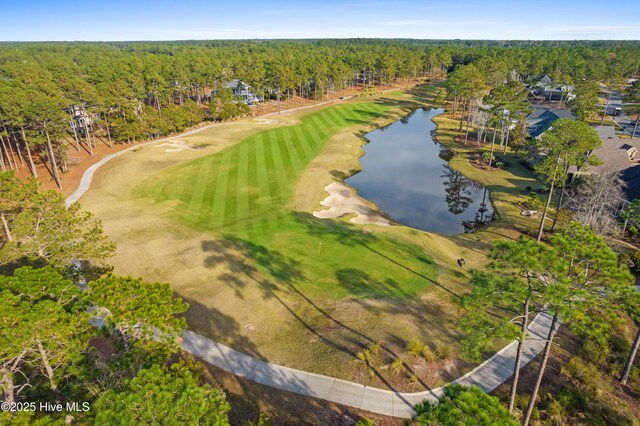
[530, 75, 575, 102]
[526, 105, 575, 138]
[569, 126, 640, 200]
[220, 79, 262, 104]
[66, 105, 94, 133]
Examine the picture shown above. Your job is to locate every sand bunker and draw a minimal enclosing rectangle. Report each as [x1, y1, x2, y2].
[313, 182, 390, 226]
[157, 140, 194, 152]
[255, 118, 278, 125]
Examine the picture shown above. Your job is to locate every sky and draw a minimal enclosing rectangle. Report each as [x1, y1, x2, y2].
[2, 0, 640, 41]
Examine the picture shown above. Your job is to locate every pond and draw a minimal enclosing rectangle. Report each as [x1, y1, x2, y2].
[345, 108, 495, 235]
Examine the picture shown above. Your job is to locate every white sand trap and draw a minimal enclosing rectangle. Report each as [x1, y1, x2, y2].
[157, 140, 194, 152]
[255, 118, 278, 125]
[314, 182, 390, 226]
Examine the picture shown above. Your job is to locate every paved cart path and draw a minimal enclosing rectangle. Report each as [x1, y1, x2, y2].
[180, 313, 553, 418]
[67, 93, 554, 418]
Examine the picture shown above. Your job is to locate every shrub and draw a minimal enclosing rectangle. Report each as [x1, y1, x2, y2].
[579, 339, 608, 364]
[554, 208, 573, 228]
[526, 192, 544, 210]
[369, 342, 381, 357]
[406, 338, 426, 357]
[354, 418, 375, 426]
[390, 357, 405, 376]
[413, 385, 519, 425]
[629, 250, 640, 272]
[436, 344, 452, 360]
[561, 357, 613, 397]
[422, 346, 436, 363]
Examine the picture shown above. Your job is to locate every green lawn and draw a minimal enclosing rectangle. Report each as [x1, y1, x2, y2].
[133, 102, 438, 299]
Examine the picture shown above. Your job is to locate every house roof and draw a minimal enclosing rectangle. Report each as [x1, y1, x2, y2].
[223, 79, 242, 90]
[526, 106, 575, 138]
[539, 75, 553, 85]
[595, 125, 617, 140]
[569, 131, 640, 194]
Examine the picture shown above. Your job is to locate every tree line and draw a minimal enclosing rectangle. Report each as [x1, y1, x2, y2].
[0, 39, 638, 188]
[0, 171, 240, 424]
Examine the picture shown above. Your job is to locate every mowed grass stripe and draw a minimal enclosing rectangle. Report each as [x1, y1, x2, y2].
[223, 149, 241, 226]
[185, 154, 214, 215]
[246, 137, 259, 212]
[293, 125, 313, 160]
[282, 127, 303, 175]
[268, 130, 289, 202]
[209, 150, 232, 229]
[332, 105, 356, 124]
[137, 102, 389, 235]
[275, 128, 295, 181]
[287, 126, 307, 164]
[236, 143, 250, 229]
[323, 107, 345, 128]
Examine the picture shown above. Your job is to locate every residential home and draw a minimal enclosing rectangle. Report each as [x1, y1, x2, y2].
[66, 105, 94, 133]
[219, 79, 262, 104]
[569, 125, 640, 201]
[526, 105, 575, 138]
[531, 75, 575, 102]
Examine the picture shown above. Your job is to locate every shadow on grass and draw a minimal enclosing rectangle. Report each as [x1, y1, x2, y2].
[200, 234, 437, 395]
[181, 295, 265, 361]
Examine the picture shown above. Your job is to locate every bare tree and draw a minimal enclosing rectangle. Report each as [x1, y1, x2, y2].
[564, 172, 625, 236]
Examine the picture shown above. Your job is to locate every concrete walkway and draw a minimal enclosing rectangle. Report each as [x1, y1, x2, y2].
[181, 313, 553, 419]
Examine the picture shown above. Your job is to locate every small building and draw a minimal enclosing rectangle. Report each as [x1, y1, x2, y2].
[526, 106, 575, 138]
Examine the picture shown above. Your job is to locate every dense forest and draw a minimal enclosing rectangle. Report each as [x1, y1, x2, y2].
[0, 39, 639, 188]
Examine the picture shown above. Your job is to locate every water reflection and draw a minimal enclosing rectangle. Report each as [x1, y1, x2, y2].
[441, 166, 474, 215]
[345, 108, 494, 235]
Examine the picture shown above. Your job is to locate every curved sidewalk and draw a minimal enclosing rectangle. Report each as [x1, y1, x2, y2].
[181, 313, 553, 419]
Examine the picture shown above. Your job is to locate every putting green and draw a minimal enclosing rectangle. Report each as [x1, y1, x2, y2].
[134, 102, 438, 299]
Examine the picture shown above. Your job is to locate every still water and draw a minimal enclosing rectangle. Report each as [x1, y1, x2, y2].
[345, 108, 494, 235]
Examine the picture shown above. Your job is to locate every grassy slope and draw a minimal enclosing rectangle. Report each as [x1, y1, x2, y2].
[133, 102, 437, 300]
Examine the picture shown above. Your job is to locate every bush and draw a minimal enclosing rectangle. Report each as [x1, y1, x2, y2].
[406, 338, 426, 357]
[561, 357, 613, 397]
[413, 385, 519, 425]
[579, 339, 608, 364]
[554, 208, 573, 229]
[629, 250, 640, 272]
[422, 346, 436, 363]
[390, 357, 405, 376]
[526, 192, 544, 210]
[436, 344, 452, 360]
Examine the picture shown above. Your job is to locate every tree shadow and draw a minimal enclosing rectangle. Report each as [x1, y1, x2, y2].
[180, 296, 265, 361]
[335, 267, 412, 299]
[199, 234, 437, 394]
